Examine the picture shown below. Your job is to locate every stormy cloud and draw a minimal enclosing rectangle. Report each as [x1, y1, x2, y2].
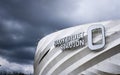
[0, 0, 120, 74]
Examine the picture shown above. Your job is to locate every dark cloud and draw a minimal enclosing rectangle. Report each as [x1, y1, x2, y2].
[0, 19, 37, 65]
[0, 0, 70, 66]
[0, 47, 35, 64]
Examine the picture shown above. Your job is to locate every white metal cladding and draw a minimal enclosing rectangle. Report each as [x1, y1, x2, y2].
[34, 20, 120, 75]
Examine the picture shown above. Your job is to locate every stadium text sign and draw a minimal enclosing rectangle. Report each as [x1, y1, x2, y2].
[54, 25, 105, 50]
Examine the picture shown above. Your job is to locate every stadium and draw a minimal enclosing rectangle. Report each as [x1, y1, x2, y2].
[34, 20, 120, 75]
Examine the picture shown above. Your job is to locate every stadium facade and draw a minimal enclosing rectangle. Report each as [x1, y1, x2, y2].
[34, 20, 120, 75]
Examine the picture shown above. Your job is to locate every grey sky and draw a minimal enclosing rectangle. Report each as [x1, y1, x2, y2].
[0, 0, 120, 74]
